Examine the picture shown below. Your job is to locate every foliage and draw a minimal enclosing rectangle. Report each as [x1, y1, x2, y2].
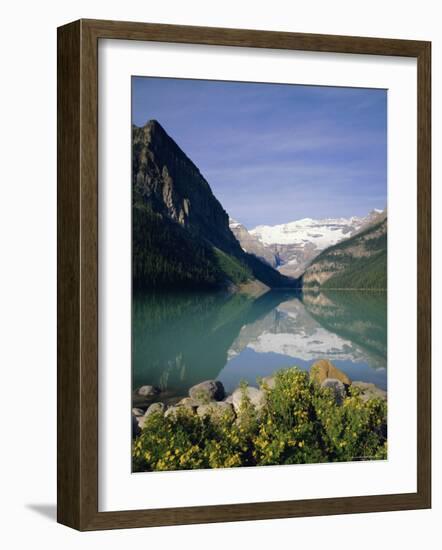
[322, 250, 387, 290]
[213, 248, 252, 285]
[132, 408, 252, 471]
[132, 204, 251, 290]
[132, 202, 300, 291]
[133, 367, 387, 471]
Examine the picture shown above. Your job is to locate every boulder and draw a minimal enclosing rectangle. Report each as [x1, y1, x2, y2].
[145, 402, 165, 415]
[321, 378, 346, 405]
[310, 359, 351, 386]
[137, 416, 147, 429]
[232, 386, 266, 414]
[189, 380, 225, 404]
[260, 375, 276, 390]
[138, 402, 165, 429]
[223, 395, 234, 404]
[136, 385, 160, 397]
[352, 381, 387, 402]
[164, 402, 198, 419]
[164, 406, 181, 419]
[177, 397, 199, 411]
[197, 401, 235, 422]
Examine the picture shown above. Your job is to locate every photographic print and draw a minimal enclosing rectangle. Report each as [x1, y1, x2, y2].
[131, 77, 388, 473]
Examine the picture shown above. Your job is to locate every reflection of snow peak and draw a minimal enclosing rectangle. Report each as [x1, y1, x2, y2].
[247, 328, 360, 362]
[226, 296, 383, 368]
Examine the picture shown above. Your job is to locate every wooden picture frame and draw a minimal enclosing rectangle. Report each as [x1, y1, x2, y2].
[57, 18, 431, 531]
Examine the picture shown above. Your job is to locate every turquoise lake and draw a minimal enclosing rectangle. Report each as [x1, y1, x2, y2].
[132, 290, 387, 398]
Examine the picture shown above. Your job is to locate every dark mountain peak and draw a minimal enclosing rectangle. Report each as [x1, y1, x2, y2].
[132, 119, 236, 249]
[133, 119, 162, 133]
[132, 121, 299, 291]
[133, 119, 207, 188]
[144, 118, 161, 129]
[141, 118, 169, 138]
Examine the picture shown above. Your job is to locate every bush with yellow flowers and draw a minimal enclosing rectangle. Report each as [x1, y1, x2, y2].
[132, 367, 387, 472]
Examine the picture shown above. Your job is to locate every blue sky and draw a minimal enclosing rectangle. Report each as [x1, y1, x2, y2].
[132, 77, 387, 229]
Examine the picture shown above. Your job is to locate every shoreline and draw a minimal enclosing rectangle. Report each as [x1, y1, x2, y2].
[132, 361, 388, 472]
[133, 360, 387, 435]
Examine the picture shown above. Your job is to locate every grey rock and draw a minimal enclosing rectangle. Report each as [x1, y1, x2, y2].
[232, 386, 266, 413]
[321, 378, 346, 405]
[136, 385, 160, 397]
[223, 395, 234, 404]
[138, 402, 165, 429]
[189, 380, 225, 404]
[260, 375, 276, 390]
[197, 401, 235, 422]
[164, 405, 192, 419]
[352, 381, 387, 402]
[164, 406, 179, 419]
[145, 402, 165, 415]
[177, 397, 199, 411]
[132, 407, 145, 417]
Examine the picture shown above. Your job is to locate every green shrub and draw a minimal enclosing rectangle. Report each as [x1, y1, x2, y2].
[132, 367, 387, 471]
[132, 408, 252, 471]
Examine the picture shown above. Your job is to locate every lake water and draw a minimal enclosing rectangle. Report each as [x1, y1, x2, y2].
[132, 290, 387, 399]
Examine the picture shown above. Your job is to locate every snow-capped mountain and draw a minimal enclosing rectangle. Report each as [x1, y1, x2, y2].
[230, 209, 385, 278]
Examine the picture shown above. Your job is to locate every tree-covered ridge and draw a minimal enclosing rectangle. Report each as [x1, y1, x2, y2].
[302, 218, 387, 290]
[133, 205, 224, 290]
[322, 250, 386, 289]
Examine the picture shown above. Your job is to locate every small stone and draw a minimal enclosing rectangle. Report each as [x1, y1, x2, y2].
[132, 407, 145, 417]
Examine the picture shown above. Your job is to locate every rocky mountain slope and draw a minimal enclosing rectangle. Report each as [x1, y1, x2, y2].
[132, 120, 299, 291]
[231, 210, 384, 278]
[302, 214, 387, 289]
[229, 218, 278, 267]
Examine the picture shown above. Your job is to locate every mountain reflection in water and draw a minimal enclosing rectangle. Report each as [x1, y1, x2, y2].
[132, 290, 387, 398]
